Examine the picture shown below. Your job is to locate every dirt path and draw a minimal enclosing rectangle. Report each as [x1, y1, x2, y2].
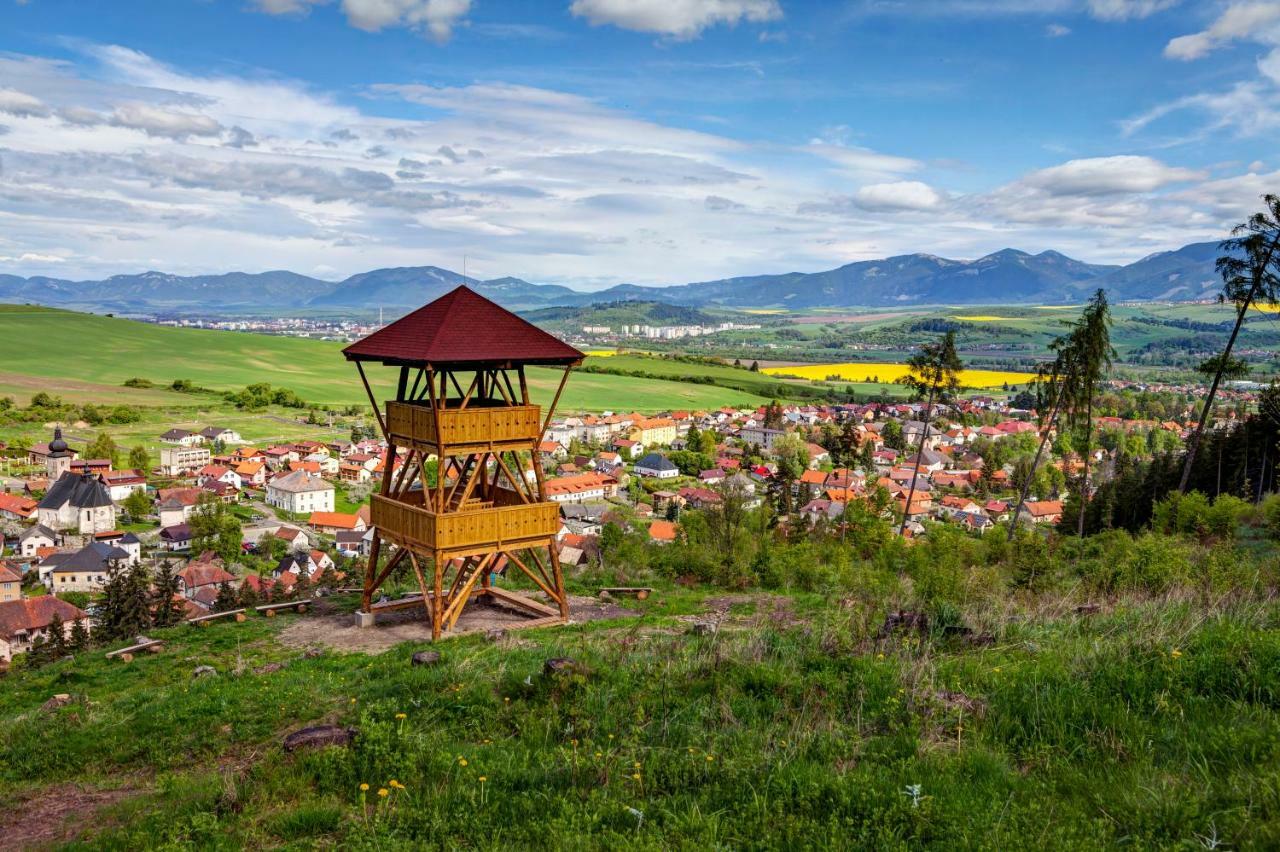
[280, 594, 638, 654]
[0, 784, 139, 851]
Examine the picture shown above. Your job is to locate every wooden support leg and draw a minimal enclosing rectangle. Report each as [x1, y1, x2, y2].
[548, 540, 569, 621]
[432, 555, 444, 641]
[407, 552, 434, 635]
[362, 531, 382, 614]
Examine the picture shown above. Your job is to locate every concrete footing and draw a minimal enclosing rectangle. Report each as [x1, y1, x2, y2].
[353, 610, 376, 629]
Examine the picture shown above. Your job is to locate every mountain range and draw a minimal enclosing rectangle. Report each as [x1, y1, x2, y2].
[0, 240, 1227, 315]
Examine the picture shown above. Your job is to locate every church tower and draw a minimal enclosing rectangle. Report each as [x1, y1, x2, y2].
[46, 426, 74, 480]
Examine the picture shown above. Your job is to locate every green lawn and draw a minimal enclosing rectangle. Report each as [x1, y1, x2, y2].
[0, 306, 769, 413]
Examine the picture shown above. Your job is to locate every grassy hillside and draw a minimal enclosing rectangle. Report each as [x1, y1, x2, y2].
[0, 306, 768, 412]
[3, 545, 1279, 848]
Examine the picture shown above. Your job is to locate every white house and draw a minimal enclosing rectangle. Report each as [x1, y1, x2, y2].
[199, 427, 243, 445]
[633, 453, 680, 479]
[17, 524, 58, 558]
[160, 428, 204, 447]
[266, 470, 335, 515]
[160, 446, 212, 476]
[0, 597, 89, 664]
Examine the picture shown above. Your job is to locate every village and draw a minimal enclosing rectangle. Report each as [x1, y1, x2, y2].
[0, 379, 1208, 667]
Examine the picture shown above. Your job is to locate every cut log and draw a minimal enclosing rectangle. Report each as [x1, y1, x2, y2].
[411, 650, 442, 666]
[106, 638, 163, 659]
[600, 587, 653, 600]
[282, 725, 357, 753]
[187, 608, 246, 625]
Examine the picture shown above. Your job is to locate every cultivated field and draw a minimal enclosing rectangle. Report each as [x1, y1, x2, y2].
[762, 362, 1038, 388]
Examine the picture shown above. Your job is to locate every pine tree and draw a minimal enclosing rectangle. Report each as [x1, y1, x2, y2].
[151, 560, 183, 627]
[101, 562, 152, 641]
[237, 579, 260, 609]
[213, 580, 238, 613]
[1180, 193, 1280, 493]
[45, 611, 67, 659]
[27, 635, 50, 668]
[895, 331, 964, 536]
[69, 616, 91, 653]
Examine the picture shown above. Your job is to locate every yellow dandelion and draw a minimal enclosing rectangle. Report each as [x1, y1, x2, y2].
[504, 697, 511, 703]
[608, 734, 615, 740]
[634, 761, 641, 768]
[1171, 649, 1183, 659]
[687, 747, 695, 754]
[389, 779, 401, 788]
[705, 754, 715, 762]
[478, 775, 488, 783]
[350, 698, 357, 704]
[377, 788, 389, 797]
[359, 783, 369, 791]
[395, 712, 407, 719]
[876, 653, 885, 660]
[993, 666, 1002, 673]
[458, 758, 468, 767]
[595, 751, 603, 758]
[632, 773, 641, 781]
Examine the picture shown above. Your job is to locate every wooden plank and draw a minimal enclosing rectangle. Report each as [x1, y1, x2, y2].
[106, 637, 162, 659]
[255, 599, 313, 613]
[186, 608, 247, 624]
[485, 585, 559, 618]
[600, 587, 653, 599]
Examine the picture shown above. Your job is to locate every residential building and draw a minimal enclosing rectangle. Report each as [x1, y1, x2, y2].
[199, 427, 243, 445]
[160, 446, 212, 475]
[0, 597, 89, 664]
[101, 470, 147, 502]
[160, 428, 203, 446]
[633, 453, 680, 479]
[544, 472, 618, 503]
[0, 492, 37, 521]
[159, 523, 192, 551]
[0, 562, 20, 602]
[156, 487, 203, 528]
[266, 470, 335, 515]
[17, 525, 57, 558]
[44, 542, 130, 593]
[309, 511, 367, 534]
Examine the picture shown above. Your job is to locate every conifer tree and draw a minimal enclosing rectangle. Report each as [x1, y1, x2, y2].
[45, 611, 67, 659]
[151, 560, 183, 627]
[213, 580, 238, 613]
[69, 616, 91, 653]
[896, 331, 964, 536]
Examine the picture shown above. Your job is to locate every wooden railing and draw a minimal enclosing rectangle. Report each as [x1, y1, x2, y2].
[386, 401, 541, 448]
[371, 493, 559, 553]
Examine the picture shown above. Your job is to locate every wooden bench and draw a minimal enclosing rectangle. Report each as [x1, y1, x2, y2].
[187, 608, 247, 626]
[106, 636, 164, 661]
[255, 599, 313, 617]
[600, 587, 654, 600]
[370, 594, 432, 613]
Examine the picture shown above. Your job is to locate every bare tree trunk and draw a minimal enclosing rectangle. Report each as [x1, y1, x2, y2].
[1076, 393, 1093, 538]
[898, 386, 936, 537]
[1008, 388, 1068, 542]
[1180, 232, 1280, 492]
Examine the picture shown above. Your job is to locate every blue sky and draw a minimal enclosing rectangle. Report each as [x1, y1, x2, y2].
[0, 0, 1277, 288]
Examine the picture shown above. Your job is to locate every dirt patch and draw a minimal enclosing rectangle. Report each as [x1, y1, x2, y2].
[0, 784, 139, 851]
[278, 594, 639, 655]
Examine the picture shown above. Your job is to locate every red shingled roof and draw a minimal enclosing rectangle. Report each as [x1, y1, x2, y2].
[343, 286, 584, 367]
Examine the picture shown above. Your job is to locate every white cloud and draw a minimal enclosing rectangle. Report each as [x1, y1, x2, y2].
[853, 181, 944, 211]
[0, 44, 1265, 285]
[1046, 22, 1071, 35]
[0, 88, 50, 118]
[1086, 0, 1178, 20]
[1021, 155, 1203, 195]
[569, 0, 782, 39]
[252, 0, 326, 14]
[109, 103, 224, 138]
[1165, 2, 1280, 60]
[0, 252, 66, 263]
[340, 0, 472, 41]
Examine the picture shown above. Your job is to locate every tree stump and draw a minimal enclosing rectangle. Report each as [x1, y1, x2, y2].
[296, 604, 307, 614]
[265, 609, 276, 618]
[120, 653, 134, 663]
[282, 725, 356, 753]
[147, 643, 164, 654]
[41, 694, 73, 712]
[235, 613, 247, 623]
[411, 650, 442, 667]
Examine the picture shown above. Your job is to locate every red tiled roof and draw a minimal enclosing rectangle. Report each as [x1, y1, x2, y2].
[343, 286, 584, 367]
[0, 596, 87, 638]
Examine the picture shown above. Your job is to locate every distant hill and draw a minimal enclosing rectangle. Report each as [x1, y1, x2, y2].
[0, 240, 1229, 313]
[522, 301, 718, 329]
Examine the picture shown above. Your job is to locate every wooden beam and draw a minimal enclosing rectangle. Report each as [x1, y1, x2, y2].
[505, 549, 559, 602]
[540, 366, 573, 436]
[485, 585, 559, 618]
[355, 361, 387, 437]
[493, 452, 530, 504]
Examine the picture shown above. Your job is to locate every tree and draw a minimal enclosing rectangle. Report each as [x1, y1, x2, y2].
[45, 611, 67, 659]
[213, 581, 238, 613]
[84, 431, 120, 467]
[68, 616, 91, 653]
[881, 419, 905, 452]
[895, 331, 964, 535]
[770, 432, 810, 515]
[1068, 290, 1114, 537]
[122, 489, 152, 522]
[128, 444, 151, 471]
[99, 562, 152, 641]
[1180, 194, 1280, 493]
[190, 492, 243, 562]
[151, 560, 183, 627]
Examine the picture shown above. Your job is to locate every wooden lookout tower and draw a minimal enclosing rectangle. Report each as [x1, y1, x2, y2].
[343, 286, 584, 638]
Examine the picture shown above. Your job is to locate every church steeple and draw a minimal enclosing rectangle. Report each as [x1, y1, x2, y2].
[46, 425, 73, 480]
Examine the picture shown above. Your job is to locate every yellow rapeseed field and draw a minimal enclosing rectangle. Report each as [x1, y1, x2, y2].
[762, 362, 1037, 387]
[582, 349, 619, 357]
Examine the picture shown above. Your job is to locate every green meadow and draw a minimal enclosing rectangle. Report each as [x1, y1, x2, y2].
[0, 306, 769, 413]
